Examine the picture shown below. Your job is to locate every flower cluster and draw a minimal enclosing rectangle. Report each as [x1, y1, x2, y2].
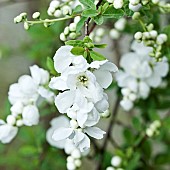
[134, 24, 168, 61]
[128, 0, 150, 12]
[146, 120, 161, 137]
[109, 18, 127, 40]
[116, 41, 169, 111]
[49, 45, 118, 152]
[46, 116, 86, 170]
[60, 16, 81, 41]
[0, 65, 54, 144]
[47, 0, 79, 17]
[107, 0, 124, 9]
[106, 155, 123, 170]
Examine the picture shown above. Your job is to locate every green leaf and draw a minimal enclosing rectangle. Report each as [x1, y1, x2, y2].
[82, 9, 98, 17]
[76, 16, 88, 33]
[46, 57, 57, 76]
[94, 44, 107, 48]
[73, 5, 83, 14]
[132, 117, 142, 131]
[79, 0, 96, 9]
[123, 129, 134, 145]
[154, 153, 170, 165]
[93, 15, 104, 25]
[90, 51, 106, 61]
[71, 47, 84, 55]
[102, 2, 109, 13]
[103, 6, 124, 18]
[65, 40, 84, 47]
[19, 145, 39, 157]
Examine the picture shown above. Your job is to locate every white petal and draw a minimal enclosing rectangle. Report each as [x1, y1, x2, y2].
[52, 127, 73, 141]
[50, 115, 70, 127]
[139, 81, 150, 99]
[77, 112, 88, 128]
[74, 131, 85, 144]
[120, 99, 133, 111]
[154, 60, 169, 77]
[55, 91, 75, 113]
[100, 61, 118, 72]
[53, 46, 73, 73]
[49, 76, 68, 90]
[38, 86, 54, 101]
[90, 60, 108, 69]
[76, 134, 90, 152]
[85, 127, 106, 139]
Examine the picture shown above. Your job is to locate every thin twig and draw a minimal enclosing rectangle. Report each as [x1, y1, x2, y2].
[96, 96, 120, 170]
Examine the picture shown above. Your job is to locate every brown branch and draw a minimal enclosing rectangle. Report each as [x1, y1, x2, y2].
[96, 96, 120, 170]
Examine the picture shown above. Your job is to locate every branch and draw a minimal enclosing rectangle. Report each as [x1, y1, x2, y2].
[96, 96, 120, 170]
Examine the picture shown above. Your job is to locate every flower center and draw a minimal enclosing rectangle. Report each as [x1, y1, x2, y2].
[77, 75, 88, 86]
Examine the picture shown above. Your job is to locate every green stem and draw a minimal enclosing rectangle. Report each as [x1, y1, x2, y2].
[138, 19, 147, 32]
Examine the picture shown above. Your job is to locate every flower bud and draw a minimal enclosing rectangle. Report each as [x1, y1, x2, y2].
[101, 109, 110, 118]
[150, 30, 158, 39]
[69, 23, 77, 32]
[60, 33, 66, 41]
[67, 162, 76, 170]
[113, 0, 124, 9]
[130, 0, 140, 5]
[120, 99, 133, 111]
[109, 29, 120, 39]
[14, 15, 23, 23]
[50, 0, 60, 9]
[48, 6, 56, 15]
[32, 12, 40, 19]
[24, 22, 30, 30]
[69, 32, 77, 39]
[146, 128, 154, 137]
[16, 119, 23, 127]
[106, 167, 115, 170]
[6, 115, 16, 125]
[111, 156, 122, 167]
[134, 32, 143, 40]
[54, 10, 62, 17]
[64, 26, 70, 35]
[132, 12, 140, 20]
[62, 5, 72, 15]
[67, 156, 74, 163]
[71, 149, 81, 159]
[152, 0, 159, 4]
[115, 18, 126, 31]
[74, 16, 81, 24]
[129, 3, 142, 12]
[74, 159, 82, 167]
[129, 93, 137, 101]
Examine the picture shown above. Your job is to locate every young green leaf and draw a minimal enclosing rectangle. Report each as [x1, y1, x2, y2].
[93, 15, 104, 25]
[90, 51, 106, 61]
[71, 47, 85, 55]
[73, 5, 83, 14]
[94, 44, 107, 48]
[79, 0, 96, 9]
[103, 6, 124, 18]
[76, 16, 88, 33]
[82, 9, 98, 17]
[65, 40, 84, 47]
[46, 57, 57, 75]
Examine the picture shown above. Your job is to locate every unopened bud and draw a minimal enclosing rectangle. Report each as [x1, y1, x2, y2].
[32, 12, 40, 19]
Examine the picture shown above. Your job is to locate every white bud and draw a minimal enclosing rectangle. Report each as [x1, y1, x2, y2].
[60, 33, 67, 41]
[147, 23, 154, 31]
[67, 162, 76, 170]
[74, 16, 81, 24]
[6, 115, 16, 125]
[62, 5, 72, 15]
[64, 26, 70, 35]
[130, 0, 140, 5]
[50, 0, 60, 9]
[67, 156, 74, 163]
[69, 23, 77, 32]
[134, 32, 143, 40]
[69, 32, 77, 39]
[159, 34, 168, 42]
[111, 156, 122, 167]
[150, 30, 158, 39]
[16, 119, 23, 127]
[10, 101, 24, 116]
[153, 120, 161, 128]
[14, 15, 22, 23]
[70, 119, 79, 129]
[110, 29, 120, 39]
[54, 10, 62, 17]
[24, 22, 30, 30]
[74, 159, 82, 167]
[152, 0, 159, 4]
[146, 128, 154, 137]
[114, 18, 126, 31]
[96, 28, 105, 37]
[106, 167, 115, 170]
[132, 12, 140, 20]
[143, 32, 150, 39]
[101, 109, 110, 118]
[47, 6, 56, 15]
[121, 88, 131, 96]
[20, 12, 27, 19]
[129, 93, 137, 101]
[156, 35, 165, 45]
[113, 0, 124, 9]
[129, 3, 142, 12]
[71, 149, 81, 159]
[32, 12, 40, 19]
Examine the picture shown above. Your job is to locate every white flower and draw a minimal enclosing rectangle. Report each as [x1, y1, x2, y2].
[120, 98, 133, 111]
[30, 65, 49, 85]
[8, 75, 38, 105]
[0, 122, 18, 144]
[46, 116, 70, 149]
[129, 3, 142, 12]
[22, 105, 39, 126]
[111, 156, 122, 167]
